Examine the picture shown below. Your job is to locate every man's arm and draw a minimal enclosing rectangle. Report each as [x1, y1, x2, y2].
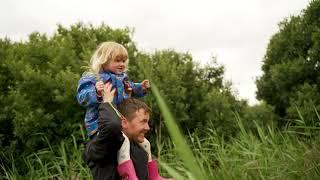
[85, 84, 124, 162]
[85, 103, 124, 162]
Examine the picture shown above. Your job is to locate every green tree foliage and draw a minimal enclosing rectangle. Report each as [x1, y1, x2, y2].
[287, 83, 320, 127]
[256, 0, 320, 127]
[130, 51, 244, 137]
[0, 39, 15, 147]
[242, 102, 278, 133]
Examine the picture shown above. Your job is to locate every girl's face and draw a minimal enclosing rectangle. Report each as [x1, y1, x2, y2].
[102, 56, 126, 74]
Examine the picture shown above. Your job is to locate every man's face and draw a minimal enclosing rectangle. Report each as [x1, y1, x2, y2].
[122, 109, 150, 143]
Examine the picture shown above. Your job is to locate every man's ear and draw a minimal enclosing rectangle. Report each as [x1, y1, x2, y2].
[121, 117, 128, 129]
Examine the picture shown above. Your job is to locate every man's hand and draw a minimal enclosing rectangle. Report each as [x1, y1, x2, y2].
[102, 82, 115, 103]
[141, 79, 150, 91]
[138, 137, 152, 162]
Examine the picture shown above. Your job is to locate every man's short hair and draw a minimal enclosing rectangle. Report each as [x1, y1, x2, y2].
[118, 98, 151, 121]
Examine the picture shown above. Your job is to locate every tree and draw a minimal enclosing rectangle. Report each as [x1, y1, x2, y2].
[256, 0, 320, 127]
[242, 102, 278, 133]
[131, 51, 244, 137]
[0, 39, 15, 147]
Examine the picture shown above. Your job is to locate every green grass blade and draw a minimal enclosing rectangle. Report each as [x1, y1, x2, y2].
[151, 83, 208, 180]
[158, 160, 186, 180]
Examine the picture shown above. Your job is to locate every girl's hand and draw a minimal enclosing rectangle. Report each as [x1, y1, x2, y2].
[141, 79, 150, 91]
[95, 81, 104, 97]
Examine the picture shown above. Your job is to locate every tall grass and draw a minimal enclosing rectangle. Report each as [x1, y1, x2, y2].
[156, 111, 320, 179]
[1, 135, 91, 179]
[149, 80, 320, 179]
[1, 90, 320, 179]
[2, 118, 320, 179]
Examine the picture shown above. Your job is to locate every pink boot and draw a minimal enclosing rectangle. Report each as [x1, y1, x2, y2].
[117, 160, 139, 180]
[148, 160, 170, 180]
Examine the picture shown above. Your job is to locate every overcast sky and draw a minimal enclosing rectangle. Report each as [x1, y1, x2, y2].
[0, 0, 311, 105]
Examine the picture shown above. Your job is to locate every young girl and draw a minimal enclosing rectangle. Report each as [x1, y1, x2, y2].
[77, 41, 150, 139]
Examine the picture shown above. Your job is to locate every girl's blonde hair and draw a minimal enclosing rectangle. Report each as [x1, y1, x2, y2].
[88, 42, 128, 75]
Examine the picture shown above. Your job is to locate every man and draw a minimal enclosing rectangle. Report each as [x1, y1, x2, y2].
[83, 83, 169, 180]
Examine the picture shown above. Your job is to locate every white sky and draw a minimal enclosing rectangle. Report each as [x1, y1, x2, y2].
[0, 0, 311, 105]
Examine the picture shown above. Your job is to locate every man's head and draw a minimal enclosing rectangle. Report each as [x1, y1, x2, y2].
[118, 98, 151, 143]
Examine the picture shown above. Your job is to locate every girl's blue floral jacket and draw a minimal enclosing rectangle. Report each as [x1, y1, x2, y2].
[76, 71, 145, 138]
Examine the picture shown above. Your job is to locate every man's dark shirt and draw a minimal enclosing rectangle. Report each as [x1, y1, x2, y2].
[82, 103, 149, 180]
